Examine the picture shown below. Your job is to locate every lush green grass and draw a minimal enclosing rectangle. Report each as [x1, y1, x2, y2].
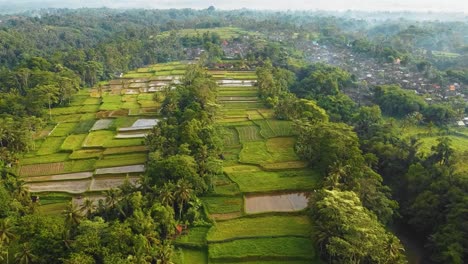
[207, 215, 312, 242]
[212, 173, 240, 195]
[222, 146, 242, 167]
[73, 119, 96, 134]
[60, 134, 87, 151]
[102, 95, 122, 103]
[80, 113, 96, 121]
[110, 117, 139, 130]
[223, 128, 240, 146]
[222, 102, 264, 110]
[158, 27, 256, 39]
[257, 109, 274, 119]
[50, 106, 80, 115]
[95, 153, 147, 168]
[70, 95, 89, 106]
[173, 248, 208, 264]
[261, 161, 308, 170]
[124, 72, 154, 78]
[69, 149, 103, 160]
[218, 89, 258, 97]
[103, 145, 148, 155]
[236, 126, 263, 142]
[432, 51, 461, 58]
[417, 135, 468, 154]
[103, 138, 144, 148]
[239, 138, 298, 165]
[121, 101, 140, 109]
[83, 97, 101, 105]
[175, 226, 209, 247]
[225, 166, 320, 193]
[53, 114, 82, 123]
[254, 120, 294, 138]
[20, 153, 70, 165]
[201, 196, 242, 214]
[139, 100, 160, 108]
[99, 102, 122, 111]
[79, 104, 100, 113]
[36, 137, 66, 155]
[63, 159, 96, 173]
[39, 193, 72, 204]
[37, 202, 68, 215]
[83, 131, 114, 147]
[208, 237, 316, 261]
[49, 123, 77, 137]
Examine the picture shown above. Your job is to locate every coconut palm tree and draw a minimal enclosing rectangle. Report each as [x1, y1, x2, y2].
[14, 243, 35, 264]
[156, 243, 173, 264]
[62, 202, 83, 227]
[79, 198, 96, 218]
[104, 188, 122, 210]
[385, 236, 405, 261]
[173, 179, 193, 220]
[158, 183, 175, 208]
[0, 218, 15, 245]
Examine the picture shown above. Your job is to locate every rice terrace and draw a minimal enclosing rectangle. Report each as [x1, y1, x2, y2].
[18, 60, 321, 263]
[1, 5, 466, 264]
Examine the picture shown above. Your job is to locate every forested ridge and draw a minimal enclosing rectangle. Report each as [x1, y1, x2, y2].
[0, 7, 466, 264]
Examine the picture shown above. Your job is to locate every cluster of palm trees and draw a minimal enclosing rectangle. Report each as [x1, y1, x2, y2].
[0, 219, 36, 264]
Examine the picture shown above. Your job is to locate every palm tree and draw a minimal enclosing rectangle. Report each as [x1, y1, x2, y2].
[79, 198, 96, 218]
[15, 243, 35, 264]
[12, 179, 28, 198]
[158, 183, 175, 208]
[0, 218, 15, 245]
[173, 179, 193, 220]
[385, 236, 405, 261]
[104, 188, 121, 210]
[156, 243, 173, 264]
[62, 202, 83, 227]
[37, 85, 59, 120]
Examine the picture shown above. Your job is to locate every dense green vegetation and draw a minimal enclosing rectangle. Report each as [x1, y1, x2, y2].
[0, 6, 466, 264]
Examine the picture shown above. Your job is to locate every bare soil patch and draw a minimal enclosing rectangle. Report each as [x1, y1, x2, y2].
[244, 193, 309, 214]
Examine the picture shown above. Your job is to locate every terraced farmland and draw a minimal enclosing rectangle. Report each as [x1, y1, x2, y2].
[175, 68, 321, 263]
[18, 62, 190, 213]
[21, 62, 320, 263]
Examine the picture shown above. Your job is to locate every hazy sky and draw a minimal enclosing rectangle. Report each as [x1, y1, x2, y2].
[1, 0, 468, 13]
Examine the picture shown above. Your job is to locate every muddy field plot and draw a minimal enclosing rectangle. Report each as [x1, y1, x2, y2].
[244, 193, 309, 214]
[20, 162, 65, 177]
[115, 132, 148, 139]
[90, 119, 113, 131]
[89, 176, 140, 191]
[26, 179, 91, 194]
[25, 172, 93, 183]
[119, 118, 159, 131]
[94, 164, 145, 175]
